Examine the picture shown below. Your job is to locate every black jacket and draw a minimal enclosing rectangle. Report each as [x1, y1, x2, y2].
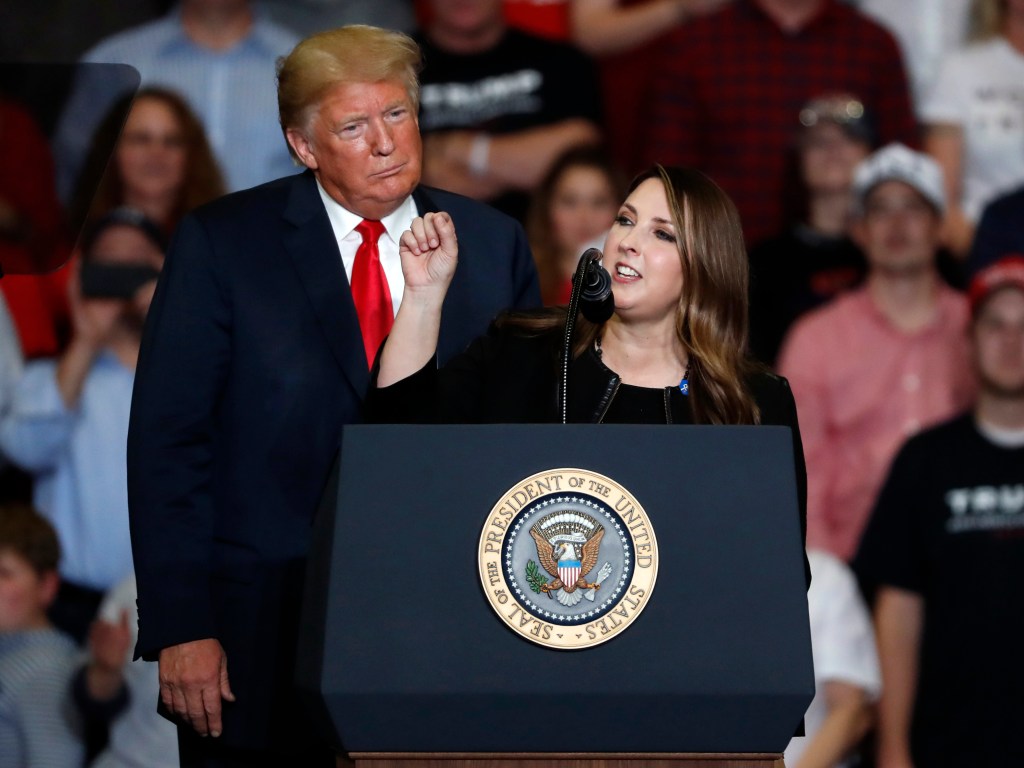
[368, 320, 807, 547]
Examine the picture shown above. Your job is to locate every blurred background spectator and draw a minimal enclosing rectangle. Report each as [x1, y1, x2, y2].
[416, 0, 603, 222]
[784, 548, 880, 768]
[779, 144, 974, 561]
[1, 3, 169, 63]
[0, 98, 70, 363]
[73, 573, 179, 768]
[855, 256, 1024, 767]
[0, 208, 165, 644]
[256, 0, 415, 36]
[527, 145, 623, 305]
[52, 0, 299, 202]
[748, 93, 875, 366]
[570, 0, 731, 174]
[646, 0, 918, 245]
[922, 0, 1024, 257]
[69, 86, 226, 237]
[854, 0, 972, 114]
[0, 503, 83, 767]
[969, 185, 1024, 274]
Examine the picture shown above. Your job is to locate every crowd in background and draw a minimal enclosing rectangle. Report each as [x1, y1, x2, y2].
[1, 0, 1023, 766]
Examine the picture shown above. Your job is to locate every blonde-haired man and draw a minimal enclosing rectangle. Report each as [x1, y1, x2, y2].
[129, 25, 539, 767]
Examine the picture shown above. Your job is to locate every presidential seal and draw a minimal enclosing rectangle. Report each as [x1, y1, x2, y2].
[478, 468, 658, 650]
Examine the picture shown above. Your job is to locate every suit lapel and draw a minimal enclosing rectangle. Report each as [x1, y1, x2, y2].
[282, 171, 369, 397]
[411, 185, 440, 215]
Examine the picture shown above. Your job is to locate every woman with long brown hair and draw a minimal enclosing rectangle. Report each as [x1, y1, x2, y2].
[71, 87, 225, 235]
[527, 145, 624, 306]
[373, 165, 804, 445]
[370, 163, 806, 565]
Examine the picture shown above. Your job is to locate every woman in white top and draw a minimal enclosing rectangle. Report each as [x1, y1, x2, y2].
[923, 0, 1024, 256]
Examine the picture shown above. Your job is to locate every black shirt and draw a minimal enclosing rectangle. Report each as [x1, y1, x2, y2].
[855, 414, 1024, 766]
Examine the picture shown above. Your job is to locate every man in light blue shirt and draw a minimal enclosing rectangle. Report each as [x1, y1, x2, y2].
[53, 0, 300, 201]
[0, 208, 166, 643]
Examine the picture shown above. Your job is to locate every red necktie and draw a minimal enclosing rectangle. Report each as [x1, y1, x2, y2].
[351, 219, 393, 368]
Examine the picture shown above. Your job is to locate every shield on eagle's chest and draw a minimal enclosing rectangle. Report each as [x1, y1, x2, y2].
[558, 556, 582, 590]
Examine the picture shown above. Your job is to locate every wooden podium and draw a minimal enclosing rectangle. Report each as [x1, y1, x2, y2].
[300, 425, 811, 767]
[341, 752, 785, 767]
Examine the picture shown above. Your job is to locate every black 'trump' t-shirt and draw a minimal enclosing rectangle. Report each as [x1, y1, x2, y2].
[415, 28, 602, 221]
[855, 413, 1024, 766]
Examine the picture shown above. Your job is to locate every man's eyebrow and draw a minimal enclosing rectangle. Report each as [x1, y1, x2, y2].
[329, 111, 367, 128]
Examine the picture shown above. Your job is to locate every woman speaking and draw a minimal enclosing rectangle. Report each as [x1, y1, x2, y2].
[370, 165, 806, 539]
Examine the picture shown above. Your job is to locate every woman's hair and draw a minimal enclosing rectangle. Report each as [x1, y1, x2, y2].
[969, 0, 1007, 41]
[277, 25, 422, 161]
[71, 87, 225, 232]
[526, 145, 625, 306]
[504, 165, 761, 425]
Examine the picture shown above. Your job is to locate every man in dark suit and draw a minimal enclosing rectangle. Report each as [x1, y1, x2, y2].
[127, 25, 539, 767]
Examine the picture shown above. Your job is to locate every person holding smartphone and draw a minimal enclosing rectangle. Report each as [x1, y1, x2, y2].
[0, 207, 164, 644]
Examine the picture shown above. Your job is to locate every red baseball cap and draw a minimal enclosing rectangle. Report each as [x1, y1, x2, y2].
[969, 255, 1024, 315]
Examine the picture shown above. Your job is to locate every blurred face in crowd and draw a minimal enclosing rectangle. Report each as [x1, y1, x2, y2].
[973, 287, 1024, 398]
[604, 177, 684, 325]
[855, 180, 941, 276]
[550, 164, 619, 260]
[429, 0, 504, 37]
[800, 122, 871, 196]
[116, 96, 188, 207]
[0, 549, 55, 633]
[286, 79, 422, 221]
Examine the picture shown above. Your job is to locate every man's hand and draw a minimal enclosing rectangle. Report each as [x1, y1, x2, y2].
[159, 638, 235, 738]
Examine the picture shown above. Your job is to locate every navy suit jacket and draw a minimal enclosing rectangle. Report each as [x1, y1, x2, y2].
[127, 170, 539, 748]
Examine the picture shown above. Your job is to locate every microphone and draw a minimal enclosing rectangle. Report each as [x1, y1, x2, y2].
[559, 248, 615, 423]
[577, 248, 614, 323]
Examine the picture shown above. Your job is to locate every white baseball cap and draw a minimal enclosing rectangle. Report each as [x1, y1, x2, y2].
[852, 143, 946, 214]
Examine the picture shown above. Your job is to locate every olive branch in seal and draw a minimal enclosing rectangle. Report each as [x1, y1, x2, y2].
[525, 559, 547, 594]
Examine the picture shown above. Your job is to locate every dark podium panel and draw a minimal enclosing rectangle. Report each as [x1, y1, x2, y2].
[298, 425, 812, 755]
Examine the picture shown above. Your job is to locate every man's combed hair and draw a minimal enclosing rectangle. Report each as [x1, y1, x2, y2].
[0, 503, 61, 575]
[276, 25, 423, 160]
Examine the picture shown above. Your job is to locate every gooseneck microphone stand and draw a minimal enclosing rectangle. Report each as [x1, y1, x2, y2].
[559, 247, 614, 423]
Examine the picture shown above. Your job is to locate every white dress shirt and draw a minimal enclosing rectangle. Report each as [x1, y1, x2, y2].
[315, 180, 418, 316]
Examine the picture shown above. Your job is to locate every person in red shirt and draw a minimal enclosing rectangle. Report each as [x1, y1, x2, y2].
[646, 0, 918, 245]
[0, 99, 70, 360]
[779, 144, 974, 561]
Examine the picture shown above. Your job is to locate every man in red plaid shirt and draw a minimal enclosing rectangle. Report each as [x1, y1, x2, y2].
[645, 0, 918, 245]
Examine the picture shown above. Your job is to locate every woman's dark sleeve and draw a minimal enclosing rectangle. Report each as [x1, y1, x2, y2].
[364, 355, 441, 423]
[365, 330, 505, 424]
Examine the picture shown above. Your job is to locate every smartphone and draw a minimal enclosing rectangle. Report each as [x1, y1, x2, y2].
[80, 262, 160, 299]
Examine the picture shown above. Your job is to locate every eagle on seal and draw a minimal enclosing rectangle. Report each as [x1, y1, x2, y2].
[530, 511, 605, 606]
